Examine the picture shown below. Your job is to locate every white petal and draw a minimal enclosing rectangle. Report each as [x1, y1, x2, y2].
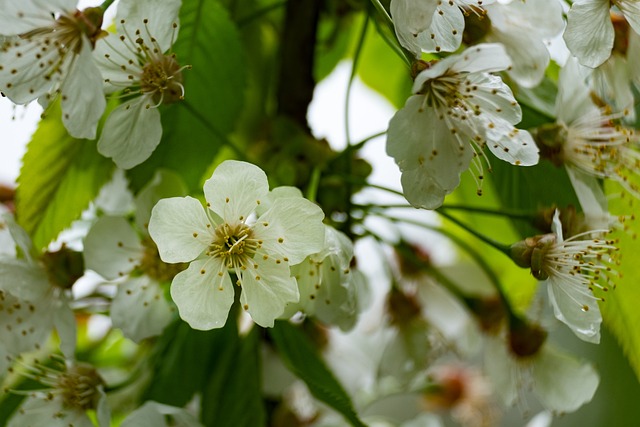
[121, 401, 202, 427]
[619, 1, 640, 35]
[483, 337, 519, 406]
[84, 216, 144, 280]
[556, 57, 597, 124]
[252, 197, 325, 265]
[112, 276, 174, 342]
[590, 54, 635, 119]
[464, 72, 522, 125]
[0, 1, 69, 35]
[61, 41, 106, 140]
[481, 118, 539, 166]
[203, 160, 269, 222]
[3, 213, 36, 262]
[451, 43, 512, 74]
[563, 0, 613, 68]
[0, 36, 57, 104]
[566, 167, 609, 223]
[170, 258, 234, 330]
[487, 0, 564, 39]
[532, 345, 599, 413]
[0, 290, 54, 356]
[414, 1, 463, 53]
[256, 185, 304, 216]
[97, 97, 163, 169]
[8, 394, 94, 427]
[390, 0, 438, 56]
[116, 0, 181, 52]
[487, 28, 550, 88]
[148, 196, 213, 263]
[96, 388, 111, 427]
[239, 251, 298, 327]
[0, 258, 50, 301]
[53, 295, 76, 359]
[546, 277, 602, 343]
[386, 96, 474, 209]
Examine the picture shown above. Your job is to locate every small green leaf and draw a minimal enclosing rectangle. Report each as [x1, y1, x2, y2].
[269, 321, 367, 427]
[128, 0, 247, 192]
[201, 327, 266, 427]
[16, 103, 113, 249]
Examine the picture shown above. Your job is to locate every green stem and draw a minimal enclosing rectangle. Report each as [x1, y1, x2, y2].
[439, 204, 536, 221]
[181, 101, 247, 160]
[306, 167, 321, 203]
[435, 209, 511, 255]
[367, 0, 413, 66]
[345, 14, 370, 146]
[99, 0, 117, 11]
[237, 1, 288, 27]
[345, 130, 387, 152]
[378, 214, 515, 314]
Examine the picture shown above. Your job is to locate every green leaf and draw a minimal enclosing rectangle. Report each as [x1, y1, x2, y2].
[128, 0, 246, 192]
[143, 319, 236, 406]
[269, 321, 367, 427]
[201, 327, 266, 427]
[357, 15, 411, 109]
[16, 103, 113, 249]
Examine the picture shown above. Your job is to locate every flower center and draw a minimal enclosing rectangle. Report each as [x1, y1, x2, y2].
[140, 53, 185, 105]
[207, 223, 259, 269]
[139, 236, 186, 282]
[57, 363, 104, 411]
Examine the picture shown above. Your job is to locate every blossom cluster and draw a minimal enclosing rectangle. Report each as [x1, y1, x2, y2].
[2, 0, 640, 425]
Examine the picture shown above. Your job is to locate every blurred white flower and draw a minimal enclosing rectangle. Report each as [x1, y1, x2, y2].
[7, 359, 109, 427]
[121, 401, 202, 427]
[564, 0, 640, 68]
[484, 0, 564, 88]
[84, 170, 187, 342]
[283, 224, 365, 331]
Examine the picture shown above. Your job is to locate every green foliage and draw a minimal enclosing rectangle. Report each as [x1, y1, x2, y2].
[357, 14, 412, 109]
[269, 321, 367, 427]
[201, 327, 266, 427]
[128, 0, 247, 192]
[143, 319, 235, 406]
[16, 103, 113, 249]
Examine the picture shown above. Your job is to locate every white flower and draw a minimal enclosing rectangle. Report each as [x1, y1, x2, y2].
[485, 335, 599, 414]
[7, 359, 110, 427]
[84, 216, 177, 342]
[84, 170, 186, 342]
[148, 160, 325, 329]
[0, 1, 106, 139]
[95, 0, 186, 169]
[386, 44, 539, 209]
[121, 401, 202, 427]
[0, 215, 77, 364]
[484, 0, 564, 88]
[564, 0, 640, 68]
[548, 57, 640, 204]
[391, 0, 495, 56]
[283, 224, 364, 331]
[540, 211, 617, 343]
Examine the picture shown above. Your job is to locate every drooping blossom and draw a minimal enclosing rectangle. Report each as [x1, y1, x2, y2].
[386, 44, 539, 209]
[95, 0, 187, 169]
